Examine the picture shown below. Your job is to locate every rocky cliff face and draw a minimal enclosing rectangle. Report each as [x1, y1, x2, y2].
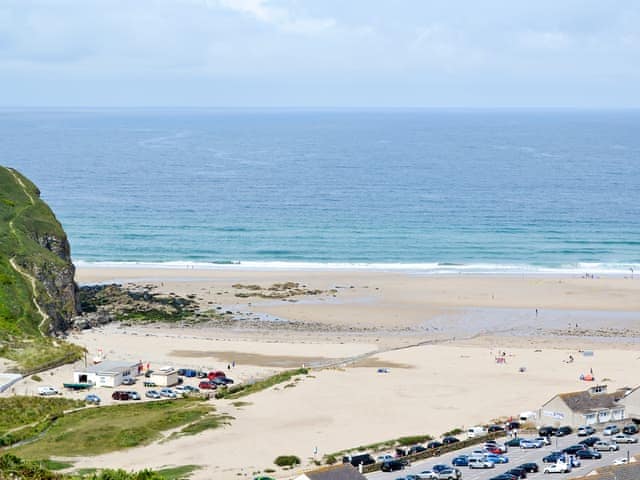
[0, 166, 79, 335]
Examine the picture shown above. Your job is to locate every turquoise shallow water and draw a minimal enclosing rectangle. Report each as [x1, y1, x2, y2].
[2, 108, 639, 274]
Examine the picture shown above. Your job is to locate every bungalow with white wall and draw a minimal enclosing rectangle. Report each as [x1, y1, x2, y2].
[73, 360, 141, 388]
[537, 385, 626, 428]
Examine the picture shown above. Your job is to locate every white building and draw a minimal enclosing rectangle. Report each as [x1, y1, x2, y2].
[295, 464, 367, 480]
[149, 367, 179, 387]
[73, 360, 141, 388]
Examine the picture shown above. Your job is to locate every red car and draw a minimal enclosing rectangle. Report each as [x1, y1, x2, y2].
[207, 371, 226, 380]
[112, 391, 130, 400]
[486, 445, 507, 454]
[198, 381, 217, 390]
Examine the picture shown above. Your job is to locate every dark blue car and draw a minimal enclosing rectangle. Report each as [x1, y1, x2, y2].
[452, 455, 469, 466]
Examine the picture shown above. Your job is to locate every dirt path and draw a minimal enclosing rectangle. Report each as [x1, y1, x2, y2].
[4, 166, 51, 334]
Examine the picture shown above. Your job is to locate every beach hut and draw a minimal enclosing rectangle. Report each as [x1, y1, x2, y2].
[149, 366, 179, 387]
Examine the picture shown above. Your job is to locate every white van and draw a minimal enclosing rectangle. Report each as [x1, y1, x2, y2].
[467, 426, 487, 438]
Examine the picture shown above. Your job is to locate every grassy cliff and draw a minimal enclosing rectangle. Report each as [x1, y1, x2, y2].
[0, 166, 83, 372]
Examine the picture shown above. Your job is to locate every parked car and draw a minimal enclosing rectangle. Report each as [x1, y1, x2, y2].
[518, 463, 539, 473]
[408, 445, 427, 455]
[381, 460, 406, 472]
[182, 385, 200, 393]
[488, 425, 505, 433]
[485, 454, 508, 464]
[485, 442, 508, 453]
[342, 454, 375, 467]
[594, 441, 619, 452]
[37, 386, 59, 396]
[562, 445, 585, 455]
[611, 434, 637, 444]
[542, 452, 565, 464]
[433, 467, 461, 480]
[468, 457, 494, 469]
[253, 477, 275, 480]
[426, 441, 443, 449]
[211, 376, 234, 385]
[433, 464, 462, 480]
[121, 377, 135, 385]
[576, 449, 601, 459]
[507, 421, 521, 430]
[505, 438, 522, 447]
[577, 426, 596, 436]
[208, 370, 226, 380]
[198, 381, 217, 390]
[579, 436, 601, 447]
[159, 388, 177, 398]
[145, 390, 161, 399]
[85, 393, 101, 404]
[520, 439, 543, 449]
[535, 437, 551, 446]
[556, 426, 573, 437]
[506, 468, 527, 479]
[538, 426, 557, 437]
[623, 424, 638, 435]
[489, 475, 517, 480]
[451, 456, 469, 467]
[377, 454, 394, 463]
[442, 436, 460, 445]
[543, 462, 571, 474]
[111, 391, 130, 400]
[603, 425, 620, 436]
[125, 391, 141, 400]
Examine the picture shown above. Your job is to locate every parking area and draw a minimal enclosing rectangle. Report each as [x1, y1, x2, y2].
[367, 432, 640, 480]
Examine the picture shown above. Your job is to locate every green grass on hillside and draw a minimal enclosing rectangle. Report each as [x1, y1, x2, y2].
[10, 399, 227, 459]
[0, 337, 85, 375]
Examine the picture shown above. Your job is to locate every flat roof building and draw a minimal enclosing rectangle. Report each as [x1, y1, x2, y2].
[73, 360, 141, 388]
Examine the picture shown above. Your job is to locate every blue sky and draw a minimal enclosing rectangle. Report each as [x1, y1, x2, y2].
[1, 0, 639, 107]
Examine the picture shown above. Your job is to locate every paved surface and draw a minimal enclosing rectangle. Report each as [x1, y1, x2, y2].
[367, 433, 640, 480]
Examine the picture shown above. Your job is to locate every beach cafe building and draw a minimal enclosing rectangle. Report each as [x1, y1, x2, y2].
[537, 385, 626, 429]
[73, 360, 142, 388]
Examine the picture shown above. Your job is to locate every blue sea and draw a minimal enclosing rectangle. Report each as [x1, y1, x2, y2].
[2, 108, 639, 274]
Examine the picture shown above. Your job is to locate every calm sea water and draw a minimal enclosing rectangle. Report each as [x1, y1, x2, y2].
[2, 108, 639, 274]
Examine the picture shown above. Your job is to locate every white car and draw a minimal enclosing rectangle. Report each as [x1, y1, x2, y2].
[159, 388, 177, 398]
[376, 454, 394, 463]
[578, 426, 596, 436]
[603, 425, 620, 436]
[543, 462, 571, 474]
[612, 434, 637, 444]
[37, 386, 59, 396]
[536, 436, 551, 446]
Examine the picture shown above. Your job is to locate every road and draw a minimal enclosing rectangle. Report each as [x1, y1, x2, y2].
[367, 432, 640, 480]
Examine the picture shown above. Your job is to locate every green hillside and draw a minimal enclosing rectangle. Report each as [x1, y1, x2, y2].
[0, 166, 83, 372]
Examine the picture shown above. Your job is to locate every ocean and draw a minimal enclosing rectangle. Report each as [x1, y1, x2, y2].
[2, 108, 639, 274]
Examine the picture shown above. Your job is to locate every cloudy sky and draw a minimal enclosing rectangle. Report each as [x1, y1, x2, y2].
[1, 0, 639, 107]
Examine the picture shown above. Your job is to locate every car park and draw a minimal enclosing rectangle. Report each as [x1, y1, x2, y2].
[623, 424, 638, 435]
[612, 434, 637, 444]
[381, 460, 406, 472]
[37, 386, 59, 396]
[594, 440, 619, 452]
[543, 462, 571, 474]
[577, 426, 596, 436]
[575, 449, 601, 459]
[145, 390, 161, 399]
[112, 391, 130, 400]
[603, 425, 620, 436]
[85, 393, 101, 404]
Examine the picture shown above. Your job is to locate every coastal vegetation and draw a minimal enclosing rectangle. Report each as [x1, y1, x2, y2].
[0, 454, 199, 480]
[214, 368, 309, 399]
[273, 455, 300, 468]
[0, 166, 82, 373]
[8, 398, 226, 459]
[231, 282, 332, 299]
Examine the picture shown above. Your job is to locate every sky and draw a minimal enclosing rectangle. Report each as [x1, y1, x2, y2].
[0, 0, 639, 107]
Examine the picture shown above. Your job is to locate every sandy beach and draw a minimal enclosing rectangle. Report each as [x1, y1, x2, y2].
[7, 267, 640, 479]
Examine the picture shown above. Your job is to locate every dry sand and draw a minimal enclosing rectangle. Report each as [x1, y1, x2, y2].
[5, 267, 640, 479]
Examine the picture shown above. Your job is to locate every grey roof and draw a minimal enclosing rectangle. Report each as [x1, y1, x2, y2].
[79, 360, 139, 374]
[303, 464, 367, 480]
[557, 389, 625, 414]
[571, 460, 640, 480]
